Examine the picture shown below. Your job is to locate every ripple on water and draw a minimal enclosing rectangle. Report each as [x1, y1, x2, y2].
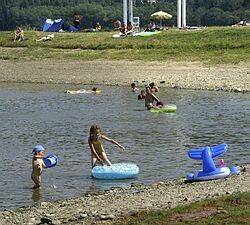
[0, 83, 249, 209]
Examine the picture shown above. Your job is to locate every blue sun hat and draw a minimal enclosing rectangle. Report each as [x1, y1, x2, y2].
[32, 145, 45, 154]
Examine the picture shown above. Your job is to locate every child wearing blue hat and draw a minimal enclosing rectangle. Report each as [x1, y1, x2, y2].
[31, 145, 46, 189]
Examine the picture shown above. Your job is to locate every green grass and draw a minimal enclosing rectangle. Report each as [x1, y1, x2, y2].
[112, 192, 250, 225]
[0, 26, 250, 65]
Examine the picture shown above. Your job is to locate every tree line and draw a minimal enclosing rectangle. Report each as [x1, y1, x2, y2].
[0, 0, 249, 31]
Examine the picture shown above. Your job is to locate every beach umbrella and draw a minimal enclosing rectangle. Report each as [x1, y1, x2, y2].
[150, 11, 173, 27]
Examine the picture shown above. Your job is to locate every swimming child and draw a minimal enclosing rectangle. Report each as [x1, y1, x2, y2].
[88, 125, 125, 167]
[131, 83, 139, 92]
[31, 145, 46, 189]
[64, 87, 99, 94]
[91, 87, 98, 93]
[138, 90, 146, 100]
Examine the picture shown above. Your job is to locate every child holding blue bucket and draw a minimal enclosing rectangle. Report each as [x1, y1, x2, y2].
[88, 125, 125, 168]
[31, 145, 46, 189]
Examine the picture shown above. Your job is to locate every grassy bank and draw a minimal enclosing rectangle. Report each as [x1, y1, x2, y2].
[0, 27, 250, 65]
[112, 192, 250, 225]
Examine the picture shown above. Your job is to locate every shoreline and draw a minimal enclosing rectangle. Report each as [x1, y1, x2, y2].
[0, 60, 249, 92]
[0, 165, 249, 225]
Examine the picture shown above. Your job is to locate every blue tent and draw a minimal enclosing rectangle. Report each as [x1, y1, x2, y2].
[42, 18, 64, 32]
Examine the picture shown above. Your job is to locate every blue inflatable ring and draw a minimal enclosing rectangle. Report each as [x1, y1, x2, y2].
[92, 163, 139, 180]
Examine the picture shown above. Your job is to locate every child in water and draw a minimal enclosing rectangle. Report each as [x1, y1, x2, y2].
[31, 145, 46, 189]
[145, 86, 163, 109]
[88, 125, 125, 167]
[131, 83, 139, 92]
[138, 90, 146, 100]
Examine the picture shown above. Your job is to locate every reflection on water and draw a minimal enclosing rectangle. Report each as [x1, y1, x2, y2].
[32, 188, 42, 204]
[0, 83, 249, 210]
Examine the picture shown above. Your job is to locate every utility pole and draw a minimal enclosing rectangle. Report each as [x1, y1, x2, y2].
[123, 0, 134, 25]
[177, 0, 186, 28]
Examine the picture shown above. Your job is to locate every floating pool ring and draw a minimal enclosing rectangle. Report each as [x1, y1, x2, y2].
[92, 163, 139, 180]
[44, 154, 58, 168]
[65, 89, 101, 94]
[150, 104, 177, 113]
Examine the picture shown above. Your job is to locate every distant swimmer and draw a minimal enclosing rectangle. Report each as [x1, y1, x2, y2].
[131, 83, 139, 92]
[64, 87, 101, 94]
[138, 90, 146, 100]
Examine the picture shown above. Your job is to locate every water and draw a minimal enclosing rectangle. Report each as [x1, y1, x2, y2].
[0, 83, 249, 210]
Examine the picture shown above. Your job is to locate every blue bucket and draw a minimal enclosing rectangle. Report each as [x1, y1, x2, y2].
[44, 154, 58, 168]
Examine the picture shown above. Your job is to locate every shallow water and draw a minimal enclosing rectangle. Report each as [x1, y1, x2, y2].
[0, 83, 249, 210]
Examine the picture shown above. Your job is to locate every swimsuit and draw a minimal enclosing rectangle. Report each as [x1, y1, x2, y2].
[92, 138, 105, 155]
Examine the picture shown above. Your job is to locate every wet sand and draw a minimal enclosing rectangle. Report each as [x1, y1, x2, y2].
[0, 60, 249, 92]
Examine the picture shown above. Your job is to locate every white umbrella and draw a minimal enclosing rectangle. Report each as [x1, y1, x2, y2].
[150, 11, 173, 27]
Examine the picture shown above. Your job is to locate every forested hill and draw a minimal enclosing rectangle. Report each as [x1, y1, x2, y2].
[0, 0, 249, 31]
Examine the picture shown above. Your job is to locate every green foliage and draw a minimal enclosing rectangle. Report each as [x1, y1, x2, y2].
[0, 0, 249, 31]
[111, 192, 250, 225]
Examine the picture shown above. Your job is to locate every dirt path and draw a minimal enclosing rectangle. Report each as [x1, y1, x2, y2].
[0, 60, 249, 92]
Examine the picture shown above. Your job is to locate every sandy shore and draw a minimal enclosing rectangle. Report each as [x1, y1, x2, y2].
[0, 60, 249, 92]
[0, 166, 249, 225]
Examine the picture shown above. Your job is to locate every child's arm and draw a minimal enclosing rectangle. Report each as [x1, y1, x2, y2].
[102, 135, 125, 150]
[151, 92, 160, 103]
[42, 160, 47, 168]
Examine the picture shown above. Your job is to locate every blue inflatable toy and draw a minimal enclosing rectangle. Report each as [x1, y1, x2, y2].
[44, 154, 58, 168]
[92, 163, 139, 180]
[186, 143, 231, 181]
[230, 166, 240, 175]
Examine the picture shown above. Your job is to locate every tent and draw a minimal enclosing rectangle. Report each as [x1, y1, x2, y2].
[42, 18, 64, 32]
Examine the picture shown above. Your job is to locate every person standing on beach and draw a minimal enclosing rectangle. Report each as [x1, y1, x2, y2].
[31, 145, 46, 189]
[88, 125, 125, 167]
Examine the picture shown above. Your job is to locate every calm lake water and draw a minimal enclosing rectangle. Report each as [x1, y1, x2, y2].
[0, 83, 249, 210]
